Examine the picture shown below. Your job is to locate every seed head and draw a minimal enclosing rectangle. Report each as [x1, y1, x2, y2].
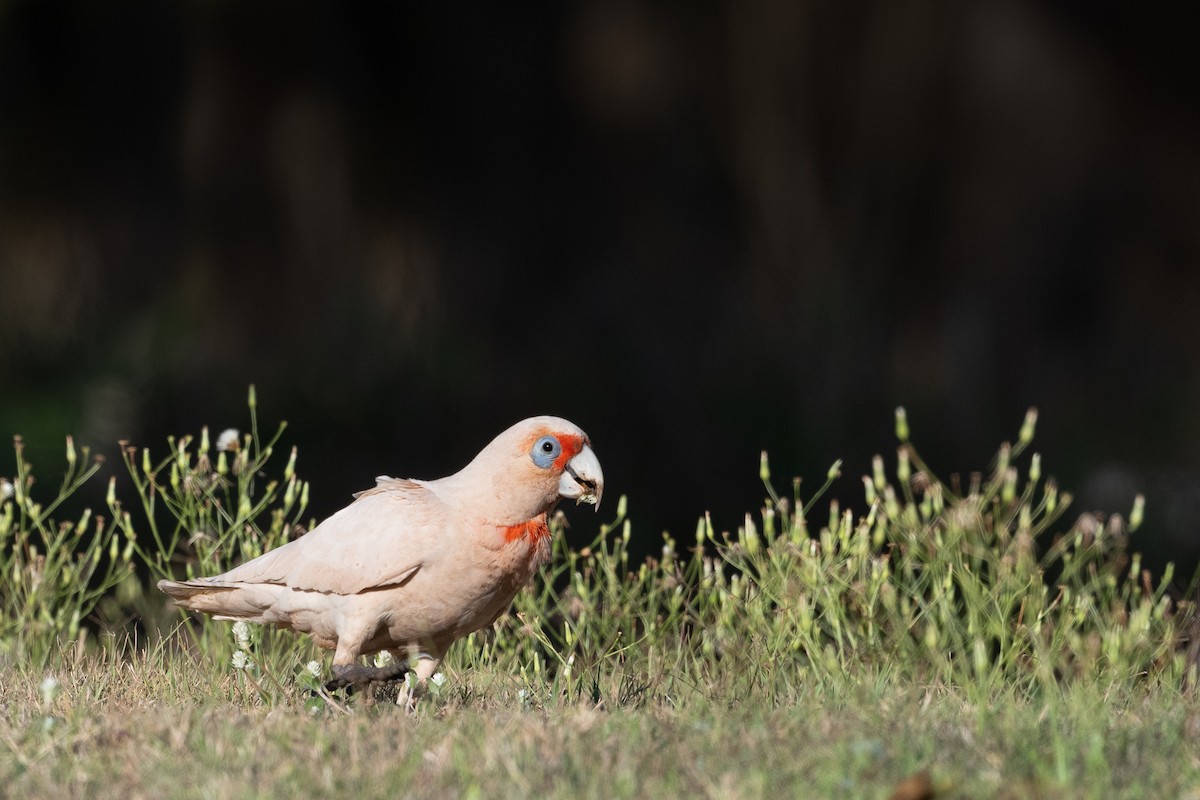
[216, 428, 241, 452]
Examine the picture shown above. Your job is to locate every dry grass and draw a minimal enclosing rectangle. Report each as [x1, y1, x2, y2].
[5, 655, 1200, 799]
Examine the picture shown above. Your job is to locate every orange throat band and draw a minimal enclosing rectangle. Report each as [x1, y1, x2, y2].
[502, 515, 551, 544]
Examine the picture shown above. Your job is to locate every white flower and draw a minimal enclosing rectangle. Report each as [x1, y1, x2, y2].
[231, 620, 251, 650]
[231, 650, 253, 671]
[215, 428, 241, 452]
[373, 650, 395, 668]
[39, 676, 60, 706]
[306, 660, 323, 679]
[430, 672, 446, 688]
[0, 478, 13, 502]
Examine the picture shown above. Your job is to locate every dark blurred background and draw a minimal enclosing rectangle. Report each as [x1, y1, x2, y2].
[1, 2, 1198, 570]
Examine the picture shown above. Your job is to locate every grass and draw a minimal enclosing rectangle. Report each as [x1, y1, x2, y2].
[2, 394, 1198, 798]
[6, 660, 1200, 798]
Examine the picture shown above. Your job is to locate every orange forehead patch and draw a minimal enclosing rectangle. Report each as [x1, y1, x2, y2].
[553, 433, 585, 471]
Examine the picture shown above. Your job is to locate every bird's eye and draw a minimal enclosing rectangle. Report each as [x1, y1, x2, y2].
[531, 435, 562, 469]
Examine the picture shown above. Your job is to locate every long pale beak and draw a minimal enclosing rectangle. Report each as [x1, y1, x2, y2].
[559, 444, 604, 510]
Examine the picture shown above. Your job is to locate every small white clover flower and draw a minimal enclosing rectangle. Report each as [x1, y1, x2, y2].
[39, 676, 60, 707]
[430, 672, 446, 688]
[373, 650, 394, 668]
[215, 428, 241, 452]
[306, 660, 323, 679]
[231, 650, 253, 671]
[231, 620, 251, 650]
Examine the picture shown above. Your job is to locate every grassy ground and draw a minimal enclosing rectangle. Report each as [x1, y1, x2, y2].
[2, 401, 1198, 798]
[4, 659, 1200, 799]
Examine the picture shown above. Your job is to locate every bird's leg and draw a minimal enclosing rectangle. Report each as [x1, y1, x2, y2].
[324, 637, 410, 692]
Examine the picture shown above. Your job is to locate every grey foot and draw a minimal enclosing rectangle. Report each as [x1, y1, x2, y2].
[324, 662, 410, 692]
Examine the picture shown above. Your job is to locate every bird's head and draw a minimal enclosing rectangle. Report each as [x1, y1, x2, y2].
[453, 416, 603, 521]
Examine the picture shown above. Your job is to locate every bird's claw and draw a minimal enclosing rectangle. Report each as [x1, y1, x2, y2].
[323, 662, 410, 693]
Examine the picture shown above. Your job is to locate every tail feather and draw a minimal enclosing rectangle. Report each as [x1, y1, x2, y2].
[158, 578, 277, 621]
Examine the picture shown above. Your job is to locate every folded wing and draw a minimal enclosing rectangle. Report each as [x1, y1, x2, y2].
[172, 477, 445, 596]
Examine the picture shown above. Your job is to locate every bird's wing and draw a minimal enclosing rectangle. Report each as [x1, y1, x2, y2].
[203, 477, 450, 595]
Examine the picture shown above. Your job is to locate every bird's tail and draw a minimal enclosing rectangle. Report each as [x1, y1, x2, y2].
[158, 579, 275, 621]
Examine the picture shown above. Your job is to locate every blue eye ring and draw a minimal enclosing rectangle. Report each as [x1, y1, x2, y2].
[530, 435, 562, 469]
